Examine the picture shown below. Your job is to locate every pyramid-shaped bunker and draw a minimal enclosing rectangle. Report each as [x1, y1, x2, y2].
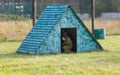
[17, 5, 103, 54]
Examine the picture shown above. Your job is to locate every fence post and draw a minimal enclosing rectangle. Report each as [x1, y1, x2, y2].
[32, 0, 36, 26]
[91, 0, 95, 35]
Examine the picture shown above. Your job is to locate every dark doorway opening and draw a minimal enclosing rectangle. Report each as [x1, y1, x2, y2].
[61, 28, 77, 53]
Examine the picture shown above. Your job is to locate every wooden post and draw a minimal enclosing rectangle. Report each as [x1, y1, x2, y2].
[32, 0, 36, 26]
[91, 0, 95, 35]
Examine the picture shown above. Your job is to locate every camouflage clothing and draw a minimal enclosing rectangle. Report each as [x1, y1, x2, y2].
[63, 35, 73, 53]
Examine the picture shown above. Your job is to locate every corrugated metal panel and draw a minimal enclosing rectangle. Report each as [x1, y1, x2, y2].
[17, 5, 68, 54]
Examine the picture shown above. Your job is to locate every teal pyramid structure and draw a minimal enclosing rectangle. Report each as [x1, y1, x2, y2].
[17, 5, 103, 54]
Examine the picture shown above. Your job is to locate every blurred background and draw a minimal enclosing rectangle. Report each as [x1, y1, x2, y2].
[0, 0, 120, 41]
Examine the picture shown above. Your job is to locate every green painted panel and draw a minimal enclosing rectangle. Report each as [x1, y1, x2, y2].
[94, 29, 106, 39]
[17, 5, 103, 54]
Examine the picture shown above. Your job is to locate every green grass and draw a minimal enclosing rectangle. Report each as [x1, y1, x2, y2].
[0, 35, 120, 75]
[0, 14, 28, 21]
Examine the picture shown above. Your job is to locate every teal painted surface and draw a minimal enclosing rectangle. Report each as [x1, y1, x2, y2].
[17, 5, 67, 54]
[17, 5, 102, 54]
[94, 29, 106, 39]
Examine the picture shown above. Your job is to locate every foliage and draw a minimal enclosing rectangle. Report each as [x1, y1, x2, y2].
[0, 14, 28, 21]
[1, 0, 120, 17]
[0, 35, 120, 75]
[95, 0, 107, 17]
[80, 0, 120, 17]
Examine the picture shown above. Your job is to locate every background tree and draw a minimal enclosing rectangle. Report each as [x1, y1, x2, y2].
[95, 0, 107, 17]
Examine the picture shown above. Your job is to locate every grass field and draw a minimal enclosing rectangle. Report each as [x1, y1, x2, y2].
[0, 20, 32, 41]
[83, 19, 120, 35]
[0, 35, 120, 75]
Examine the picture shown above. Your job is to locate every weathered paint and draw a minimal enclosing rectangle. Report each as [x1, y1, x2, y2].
[17, 5, 102, 54]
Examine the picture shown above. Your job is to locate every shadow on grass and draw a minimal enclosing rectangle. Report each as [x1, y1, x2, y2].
[0, 49, 109, 59]
[0, 52, 59, 59]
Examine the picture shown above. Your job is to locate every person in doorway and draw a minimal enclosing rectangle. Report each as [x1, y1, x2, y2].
[62, 31, 73, 53]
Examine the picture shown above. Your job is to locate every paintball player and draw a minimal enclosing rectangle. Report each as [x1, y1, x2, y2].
[62, 31, 73, 53]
